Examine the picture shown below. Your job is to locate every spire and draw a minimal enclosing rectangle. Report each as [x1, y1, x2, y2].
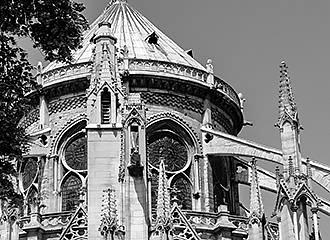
[151, 158, 172, 240]
[249, 158, 264, 218]
[156, 158, 171, 223]
[248, 158, 265, 240]
[277, 61, 298, 127]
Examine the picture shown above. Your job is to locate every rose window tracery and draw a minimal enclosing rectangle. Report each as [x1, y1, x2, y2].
[148, 135, 188, 172]
[65, 136, 87, 171]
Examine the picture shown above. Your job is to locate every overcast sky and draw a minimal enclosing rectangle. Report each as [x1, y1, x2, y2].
[22, 0, 330, 232]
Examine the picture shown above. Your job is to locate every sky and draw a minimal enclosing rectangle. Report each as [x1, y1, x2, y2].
[21, 0, 330, 234]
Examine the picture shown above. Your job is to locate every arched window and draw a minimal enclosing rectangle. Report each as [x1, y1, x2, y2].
[62, 175, 82, 211]
[147, 124, 193, 217]
[58, 121, 88, 212]
[101, 88, 111, 124]
[22, 157, 38, 191]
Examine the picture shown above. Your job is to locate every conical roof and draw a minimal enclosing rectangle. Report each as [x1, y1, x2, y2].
[43, 0, 206, 73]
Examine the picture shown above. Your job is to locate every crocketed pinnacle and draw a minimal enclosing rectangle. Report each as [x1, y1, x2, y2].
[249, 158, 264, 218]
[151, 158, 172, 240]
[277, 61, 298, 126]
[156, 158, 171, 223]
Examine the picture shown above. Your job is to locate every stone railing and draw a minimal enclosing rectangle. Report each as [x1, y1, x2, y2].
[128, 59, 207, 82]
[40, 58, 240, 107]
[19, 211, 72, 230]
[183, 210, 217, 228]
[42, 62, 93, 86]
[228, 215, 249, 232]
[183, 210, 278, 236]
[214, 76, 240, 106]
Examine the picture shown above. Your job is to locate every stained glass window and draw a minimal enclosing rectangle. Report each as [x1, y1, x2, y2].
[62, 175, 82, 211]
[22, 158, 38, 191]
[172, 177, 192, 210]
[148, 135, 188, 172]
[150, 170, 159, 220]
[65, 136, 87, 171]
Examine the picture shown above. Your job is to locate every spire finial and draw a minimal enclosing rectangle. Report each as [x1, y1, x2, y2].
[277, 60, 298, 127]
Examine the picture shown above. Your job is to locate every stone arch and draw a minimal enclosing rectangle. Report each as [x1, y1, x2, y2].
[49, 114, 87, 155]
[147, 113, 198, 213]
[147, 112, 202, 154]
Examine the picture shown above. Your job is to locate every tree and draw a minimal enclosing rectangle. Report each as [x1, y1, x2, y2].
[0, 0, 88, 210]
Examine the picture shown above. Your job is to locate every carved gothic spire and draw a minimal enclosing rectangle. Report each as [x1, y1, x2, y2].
[156, 158, 171, 223]
[151, 158, 172, 240]
[277, 61, 299, 127]
[248, 158, 265, 240]
[249, 158, 264, 218]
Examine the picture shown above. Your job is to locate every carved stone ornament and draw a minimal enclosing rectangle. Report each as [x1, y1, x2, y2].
[99, 189, 126, 240]
[59, 206, 88, 240]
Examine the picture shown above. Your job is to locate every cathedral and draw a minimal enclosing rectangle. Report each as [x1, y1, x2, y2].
[1, 0, 330, 239]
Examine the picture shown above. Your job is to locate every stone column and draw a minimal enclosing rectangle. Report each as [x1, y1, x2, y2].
[193, 154, 202, 211]
[203, 155, 211, 212]
[312, 208, 319, 240]
[277, 216, 283, 240]
[292, 206, 299, 240]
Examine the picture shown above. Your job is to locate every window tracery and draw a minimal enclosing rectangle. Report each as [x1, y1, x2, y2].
[65, 136, 87, 171]
[61, 175, 82, 211]
[148, 134, 188, 172]
[147, 123, 195, 216]
[59, 122, 88, 212]
[22, 157, 38, 191]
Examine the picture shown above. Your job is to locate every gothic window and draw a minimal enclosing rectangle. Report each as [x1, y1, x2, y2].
[172, 177, 192, 210]
[148, 128, 192, 216]
[65, 136, 87, 171]
[148, 134, 188, 172]
[62, 175, 82, 211]
[22, 158, 38, 191]
[101, 88, 111, 124]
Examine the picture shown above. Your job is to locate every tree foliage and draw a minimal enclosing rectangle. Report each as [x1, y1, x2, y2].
[0, 0, 88, 209]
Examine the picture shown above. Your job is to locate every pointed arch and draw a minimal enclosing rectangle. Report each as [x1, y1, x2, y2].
[51, 117, 87, 156]
[147, 112, 201, 154]
[101, 87, 111, 124]
[147, 113, 198, 215]
[26, 185, 38, 215]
